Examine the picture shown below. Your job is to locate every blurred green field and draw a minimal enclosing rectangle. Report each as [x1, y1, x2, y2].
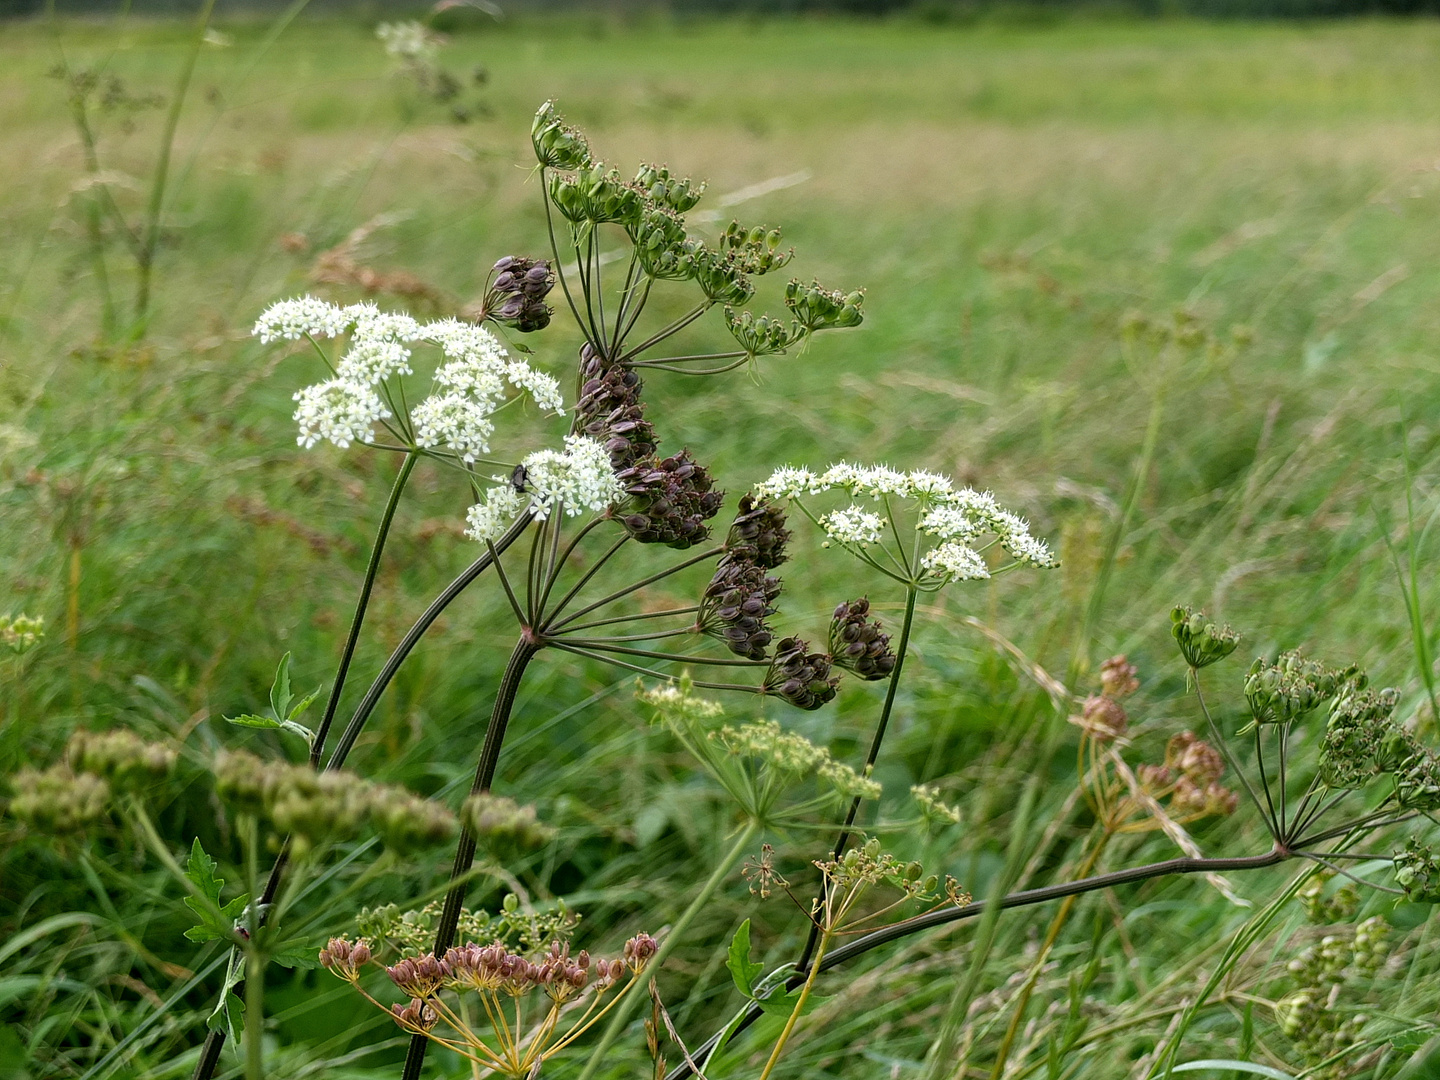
[5, 9, 1440, 1080]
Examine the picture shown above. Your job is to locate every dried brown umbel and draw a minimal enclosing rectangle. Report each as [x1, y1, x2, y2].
[700, 559, 781, 660]
[1072, 694, 1128, 742]
[481, 256, 555, 333]
[617, 449, 724, 549]
[724, 494, 790, 570]
[575, 343, 656, 471]
[828, 598, 896, 681]
[1099, 655, 1140, 698]
[319, 937, 373, 980]
[764, 637, 839, 711]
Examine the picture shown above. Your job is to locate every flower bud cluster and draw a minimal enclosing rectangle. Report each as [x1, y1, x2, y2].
[699, 497, 790, 660]
[1099, 655, 1139, 698]
[911, 783, 961, 826]
[66, 729, 176, 791]
[724, 307, 803, 358]
[1071, 695, 1128, 742]
[1276, 912, 1391, 1070]
[633, 164, 705, 214]
[391, 998, 439, 1031]
[6, 765, 110, 833]
[549, 163, 643, 229]
[617, 449, 723, 549]
[460, 793, 555, 851]
[213, 750, 457, 848]
[828, 598, 896, 681]
[1394, 745, 1440, 811]
[1137, 731, 1237, 818]
[1169, 606, 1241, 669]
[717, 220, 793, 278]
[1318, 686, 1402, 789]
[784, 279, 864, 332]
[763, 637, 838, 711]
[1297, 872, 1359, 924]
[712, 719, 880, 800]
[815, 836, 965, 906]
[1394, 839, 1440, 903]
[319, 936, 374, 980]
[531, 100, 593, 170]
[482, 256, 555, 333]
[1245, 652, 1354, 724]
[0, 613, 43, 654]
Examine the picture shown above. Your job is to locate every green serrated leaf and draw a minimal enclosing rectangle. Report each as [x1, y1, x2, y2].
[206, 953, 246, 1039]
[269, 652, 293, 722]
[287, 687, 321, 723]
[726, 919, 764, 998]
[225, 714, 283, 730]
[185, 838, 222, 903]
[1173, 1061, 1298, 1080]
[271, 941, 321, 970]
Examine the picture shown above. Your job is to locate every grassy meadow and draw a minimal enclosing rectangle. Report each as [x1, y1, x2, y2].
[4, 9, 1440, 1079]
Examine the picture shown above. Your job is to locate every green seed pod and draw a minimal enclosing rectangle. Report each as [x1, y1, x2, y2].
[1169, 606, 1241, 670]
[531, 101, 592, 170]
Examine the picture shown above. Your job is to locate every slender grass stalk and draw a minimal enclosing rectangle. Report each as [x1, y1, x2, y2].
[133, 0, 217, 325]
[757, 924, 832, 1080]
[575, 820, 760, 1080]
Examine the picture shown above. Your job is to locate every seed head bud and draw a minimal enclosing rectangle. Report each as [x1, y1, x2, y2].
[690, 244, 754, 306]
[461, 792, 555, 851]
[1099, 655, 1139, 698]
[480, 256, 555, 333]
[1170, 606, 1241, 669]
[828, 598, 896, 681]
[213, 749, 275, 818]
[616, 449, 723, 548]
[320, 936, 370, 980]
[725, 495, 791, 569]
[1244, 651, 1351, 723]
[391, 997, 439, 1032]
[1395, 747, 1440, 811]
[0, 613, 44, 655]
[7, 765, 110, 833]
[783, 278, 864, 332]
[1071, 695, 1127, 741]
[725, 306, 804, 358]
[548, 164, 643, 228]
[633, 163, 707, 213]
[66, 729, 177, 792]
[531, 100, 592, 170]
[1319, 685, 1400, 789]
[763, 637, 839, 711]
[623, 933, 658, 970]
[718, 220, 793, 277]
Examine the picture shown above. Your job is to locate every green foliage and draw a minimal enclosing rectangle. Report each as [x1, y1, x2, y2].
[181, 838, 248, 944]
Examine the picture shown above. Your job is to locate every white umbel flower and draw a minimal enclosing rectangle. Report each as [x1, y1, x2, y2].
[253, 297, 350, 342]
[754, 466, 822, 501]
[338, 336, 413, 385]
[820, 505, 886, 546]
[464, 485, 527, 544]
[820, 462, 910, 499]
[919, 504, 984, 544]
[921, 542, 990, 582]
[292, 379, 390, 449]
[412, 394, 496, 463]
[505, 361, 564, 415]
[521, 435, 623, 520]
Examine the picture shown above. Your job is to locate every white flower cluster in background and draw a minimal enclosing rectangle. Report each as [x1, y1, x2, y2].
[376, 20, 439, 62]
[463, 436, 624, 544]
[252, 297, 563, 457]
[754, 460, 1058, 586]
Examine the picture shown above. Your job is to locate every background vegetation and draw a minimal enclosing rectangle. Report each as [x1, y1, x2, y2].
[4, 9, 1440, 1079]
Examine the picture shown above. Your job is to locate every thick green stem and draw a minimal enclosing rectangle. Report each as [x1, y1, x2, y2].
[310, 452, 417, 767]
[575, 820, 760, 1080]
[757, 926, 831, 1080]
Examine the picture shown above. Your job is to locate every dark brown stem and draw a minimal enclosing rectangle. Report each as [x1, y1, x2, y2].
[667, 847, 1291, 1079]
[400, 637, 540, 1080]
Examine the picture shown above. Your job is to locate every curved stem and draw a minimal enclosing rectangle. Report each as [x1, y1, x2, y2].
[559, 639, 765, 667]
[575, 821, 760, 1080]
[193, 510, 535, 1080]
[557, 606, 701, 635]
[667, 847, 1291, 1079]
[400, 637, 541, 1080]
[619, 302, 711, 362]
[540, 167, 592, 346]
[538, 534, 630, 631]
[797, 586, 917, 971]
[310, 453, 417, 767]
[548, 641, 760, 694]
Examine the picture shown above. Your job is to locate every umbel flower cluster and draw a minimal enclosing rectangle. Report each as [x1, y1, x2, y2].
[214, 750, 457, 851]
[755, 462, 1056, 588]
[6, 729, 176, 833]
[253, 298, 563, 459]
[320, 930, 658, 1078]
